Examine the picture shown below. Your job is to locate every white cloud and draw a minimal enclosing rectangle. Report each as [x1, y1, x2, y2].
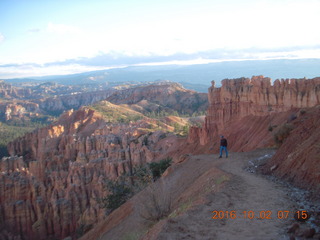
[0, 63, 108, 79]
[77, 0, 320, 58]
[1, 0, 319, 69]
[47, 22, 81, 35]
[0, 33, 4, 43]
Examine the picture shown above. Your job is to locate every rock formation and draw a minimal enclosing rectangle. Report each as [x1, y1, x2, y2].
[0, 102, 40, 121]
[188, 76, 320, 151]
[2, 76, 320, 239]
[0, 81, 206, 120]
[35, 89, 115, 116]
[187, 75, 320, 195]
[262, 106, 320, 193]
[106, 82, 208, 114]
[0, 80, 116, 122]
[0, 81, 32, 99]
[1, 107, 178, 240]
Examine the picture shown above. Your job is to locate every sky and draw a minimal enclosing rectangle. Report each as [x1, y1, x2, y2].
[0, 0, 320, 78]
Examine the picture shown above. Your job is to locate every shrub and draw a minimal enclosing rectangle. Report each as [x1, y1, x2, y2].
[192, 122, 202, 128]
[142, 136, 148, 146]
[273, 123, 294, 146]
[101, 157, 173, 213]
[288, 113, 297, 122]
[102, 179, 133, 211]
[181, 125, 189, 136]
[173, 123, 181, 132]
[159, 133, 167, 140]
[148, 157, 172, 181]
[75, 224, 93, 238]
[132, 165, 153, 191]
[300, 109, 306, 115]
[268, 125, 277, 132]
[140, 183, 172, 223]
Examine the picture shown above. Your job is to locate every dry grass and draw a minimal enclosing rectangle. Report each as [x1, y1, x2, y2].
[168, 198, 193, 219]
[139, 181, 172, 223]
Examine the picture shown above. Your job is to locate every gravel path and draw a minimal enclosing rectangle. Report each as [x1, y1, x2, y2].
[157, 149, 297, 240]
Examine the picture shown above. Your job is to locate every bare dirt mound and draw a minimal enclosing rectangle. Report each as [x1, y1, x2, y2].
[263, 106, 320, 194]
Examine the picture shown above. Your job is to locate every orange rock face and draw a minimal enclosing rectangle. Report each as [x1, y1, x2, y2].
[106, 82, 208, 115]
[188, 76, 320, 195]
[189, 76, 320, 150]
[0, 102, 40, 121]
[262, 106, 320, 193]
[0, 80, 32, 99]
[35, 89, 115, 115]
[1, 107, 177, 240]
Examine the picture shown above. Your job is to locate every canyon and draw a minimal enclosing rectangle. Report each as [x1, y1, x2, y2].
[0, 82, 205, 239]
[106, 82, 208, 115]
[0, 80, 115, 121]
[1, 107, 180, 240]
[0, 76, 319, 239]
[0, 81, 206, 122]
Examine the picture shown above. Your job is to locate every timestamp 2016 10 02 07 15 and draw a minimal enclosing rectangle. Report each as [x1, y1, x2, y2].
[211, 210, 309, 220]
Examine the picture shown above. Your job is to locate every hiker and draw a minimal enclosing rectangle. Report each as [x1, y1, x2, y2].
[219, 135, 228, 158]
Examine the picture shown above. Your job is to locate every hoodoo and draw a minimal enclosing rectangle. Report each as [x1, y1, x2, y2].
[189, 76, 320, 150]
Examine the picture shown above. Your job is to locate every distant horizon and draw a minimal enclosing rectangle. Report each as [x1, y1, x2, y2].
[1, 56, 320, 80]
[3, 58, 320, 94]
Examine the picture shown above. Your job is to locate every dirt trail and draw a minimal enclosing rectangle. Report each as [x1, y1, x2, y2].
[92, 149, 305, 240]
[156, 150, 297, 240]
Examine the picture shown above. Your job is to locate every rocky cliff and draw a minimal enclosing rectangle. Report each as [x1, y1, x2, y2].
[187, 75, 320, 196]
[0, 102, 40, 121]
[0, 80, 116, 122]
[1, 81, 205, 119]
[35, 89, 115, 116]
[0, 81, 33, 99]
[1, 107, 178, 240]
[189, 76, 320, 150]
[106, 82, 208, 114]
[262, 106, 320, 193]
